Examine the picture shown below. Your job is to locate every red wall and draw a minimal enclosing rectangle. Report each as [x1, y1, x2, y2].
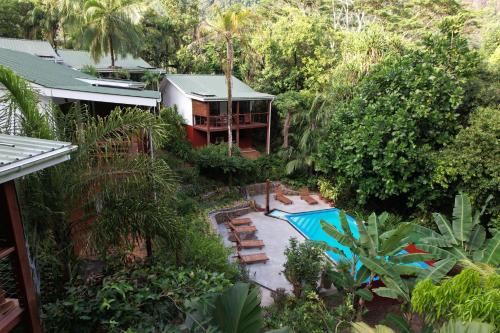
[185, 125, 208, 148]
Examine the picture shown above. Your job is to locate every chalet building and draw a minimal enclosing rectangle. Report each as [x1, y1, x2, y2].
[0, 48, 160, 124]
[58, 49, 163, 81]
[160, 74, 275, 154]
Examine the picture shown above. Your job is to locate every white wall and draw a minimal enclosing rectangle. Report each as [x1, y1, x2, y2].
[161, 80, 193, 126]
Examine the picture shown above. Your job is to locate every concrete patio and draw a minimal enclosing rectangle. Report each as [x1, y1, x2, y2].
[215, 193, 331, 305]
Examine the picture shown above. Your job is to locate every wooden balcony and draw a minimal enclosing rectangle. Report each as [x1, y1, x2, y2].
[193, 112, 269, 132]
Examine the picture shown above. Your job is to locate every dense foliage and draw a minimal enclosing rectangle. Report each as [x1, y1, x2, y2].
[412, 268, 500, 327]
[318, 22, 479, 206]
[43, 263, 232, 332]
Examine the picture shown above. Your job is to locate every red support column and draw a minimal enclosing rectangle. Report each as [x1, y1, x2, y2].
[236, 101, 240, 147]
[266, 101, 272, 155]
[1, 181, 42, 333]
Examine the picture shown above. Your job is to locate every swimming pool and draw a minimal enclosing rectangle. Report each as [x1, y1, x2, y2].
[269, 208, 429, 271]
[269, 208, 359, 264]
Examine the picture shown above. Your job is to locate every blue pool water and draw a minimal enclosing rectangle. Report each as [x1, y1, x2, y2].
[269, 208, 429, 272]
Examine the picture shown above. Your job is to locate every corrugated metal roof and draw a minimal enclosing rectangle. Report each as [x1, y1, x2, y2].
[0, 134, 77, 184]
[58, 49, 159, 72]
[0, 37, 59, 59]
[0, 48, 160, 100]
[165, 74, 274, 101]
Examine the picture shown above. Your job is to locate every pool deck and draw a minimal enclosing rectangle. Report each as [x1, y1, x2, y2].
[215, 193, 331, 305]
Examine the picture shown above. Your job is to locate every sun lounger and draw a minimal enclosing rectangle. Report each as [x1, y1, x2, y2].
[236, 252, 269, 264]
[299, 187, 318, 205]
[275, 186, 293, 205]
[228, 223, 257, 234]
[230, 217, 253, 226]
[232, 232, 265, 250]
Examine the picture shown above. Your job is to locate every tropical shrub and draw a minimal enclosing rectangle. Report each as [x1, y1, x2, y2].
[317, 22, 479, 207]
[43, 264, 232, 333]
[264, 292, 339, 333]
[317, 178, 339, 203]
[411, 193, 500, 267]
[352, 320, 496, 333]
[411, 268, 500, 327]
[433, 106, 500, 220]
[283, 238, 325, 297]
[185, 282, 289, 333]
[321, 212, 440, 303]
[160, 106, 193, 160]
[192, 143, 254, 184]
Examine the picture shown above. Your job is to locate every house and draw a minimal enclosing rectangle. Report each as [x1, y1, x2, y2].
[0, 48, 160, 124]
[0, 37, 62, 63]
[58, 49, 163, 81]
[0, 134, 77, 333]
[160, 74, 275, 154]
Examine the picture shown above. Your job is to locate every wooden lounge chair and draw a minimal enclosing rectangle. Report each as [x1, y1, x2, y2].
[236, 252, 269, 264]
[299, 187, 318, 205]
[275, 186, 293, 205]
[232, 232, 265, 250]
[228, 223, 257, 234]
[229, 217, 253, 226]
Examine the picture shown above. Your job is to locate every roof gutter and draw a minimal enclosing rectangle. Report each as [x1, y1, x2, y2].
[0, 144, 78, 184]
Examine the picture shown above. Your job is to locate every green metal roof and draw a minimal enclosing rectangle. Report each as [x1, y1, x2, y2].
[0, 134, 77, 184]
[165, 74, 274, 101]
[0, 37, 59, 59]
[58, 49, 159, 72]
[0, 48, 159, 99]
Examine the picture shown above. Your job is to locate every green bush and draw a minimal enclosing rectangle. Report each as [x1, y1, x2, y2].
[317, 23, 478, 207]
[411, 268, 500, 327]
[192, 143, 254, 184]
[283, 238, 325, 297]
[264, 292, 339, 333]
[160, 106, 193, 160]
[42, 263, 232, 333]
[433, 106, 500, 220]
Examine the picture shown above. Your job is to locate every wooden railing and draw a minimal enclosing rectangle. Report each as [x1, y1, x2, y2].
[194, 112, 268, 128]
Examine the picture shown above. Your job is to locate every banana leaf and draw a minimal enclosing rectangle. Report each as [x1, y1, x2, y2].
[339, 211, 357, 243]
[355, 288, 373, 301]
[413, 244, 455, 260]
[438, 320, 495, 333]
[360, 256, 408, 294]
[380, 223, 414, 254]
[366, 213, 380, 251]
[452, 193, 472, 242]
[418, 236, 454, 247]
[355, 265, 371, 285]
[480, 232, 500, 266]
[417, 258, 456, 283]
[432, 213, 458, 245]
[391, 253, 436, 263]
[468, 224, 486, 251]
[212, 283, 263, 333]
[320, 220, 353, 248]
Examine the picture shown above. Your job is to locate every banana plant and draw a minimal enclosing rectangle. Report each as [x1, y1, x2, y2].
[185, 283, 289, 333]
[321, 212, 438, 303]
[411, 193, 499, 267]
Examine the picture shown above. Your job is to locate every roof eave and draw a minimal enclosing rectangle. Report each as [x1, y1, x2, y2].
[0, 144, 77, 184]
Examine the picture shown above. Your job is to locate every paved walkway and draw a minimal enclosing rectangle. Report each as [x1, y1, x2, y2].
[216, 193, 331, 305]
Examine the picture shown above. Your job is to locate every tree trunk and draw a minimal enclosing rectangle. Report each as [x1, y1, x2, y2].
[282, 111, 292, 148]
[225, 36, 233, 157]
[108, 35, 115, 68]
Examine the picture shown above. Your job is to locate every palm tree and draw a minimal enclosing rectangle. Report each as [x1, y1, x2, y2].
[0, 65, 177, 278]
[82, 0, 147, 67]
[202, 6, 252, 156]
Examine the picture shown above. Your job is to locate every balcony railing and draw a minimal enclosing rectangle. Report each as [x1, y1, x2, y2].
[194, 112, 268, 130]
